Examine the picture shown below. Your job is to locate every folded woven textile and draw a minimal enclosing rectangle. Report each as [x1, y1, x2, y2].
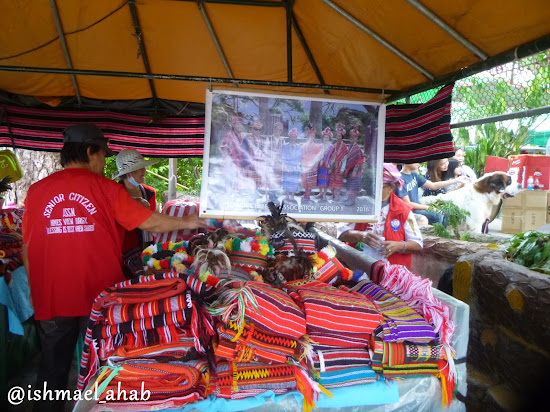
[211, 361, 299, 398]
[206, 281, 306, 340]
[308, 333, 370, 350]
[96, 278, 187, 308]
[78, 273, 215, 391]
[210, 360, 330, 411]
[351, 280, 437, 343]
[316, 368, 377, 389]
[369, 334, 439, 375]
[93, 296, 193, 339]
[95, 359, 208, 404]
[215, 321, 299, 364]
[312, 348, 371, 372]
[108, 339, 200, 363]
[284, 279, 383, 337]
[376, 262, 455, 347]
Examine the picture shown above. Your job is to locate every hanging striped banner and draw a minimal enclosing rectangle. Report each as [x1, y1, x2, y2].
[384, 84, 455, 163]
[0, 105, 204, 158]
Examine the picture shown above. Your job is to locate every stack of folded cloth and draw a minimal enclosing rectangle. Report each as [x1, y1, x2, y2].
[206, 281, 329, 410]
[283, 279, 383, 389]
[351, 268, 456, 408]
[78, 272, 216, 409]
[0, 230, 23, 279]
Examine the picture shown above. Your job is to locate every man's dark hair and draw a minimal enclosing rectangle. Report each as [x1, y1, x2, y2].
[60, 142, 104, 167]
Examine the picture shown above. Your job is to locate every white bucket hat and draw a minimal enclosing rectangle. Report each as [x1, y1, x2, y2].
[112, 149, 159, 179]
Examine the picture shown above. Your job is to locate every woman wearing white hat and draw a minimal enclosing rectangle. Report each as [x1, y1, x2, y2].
[113, 149, 159, 277]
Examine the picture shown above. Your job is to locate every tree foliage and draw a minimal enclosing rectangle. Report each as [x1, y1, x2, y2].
[105, 157, 203, 202]
[452, 52, 550, 175]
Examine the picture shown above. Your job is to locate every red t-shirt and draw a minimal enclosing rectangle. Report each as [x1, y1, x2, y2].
[22, 168, 154, 320]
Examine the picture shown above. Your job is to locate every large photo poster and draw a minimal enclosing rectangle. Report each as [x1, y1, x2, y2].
[200, 90, 385, 222]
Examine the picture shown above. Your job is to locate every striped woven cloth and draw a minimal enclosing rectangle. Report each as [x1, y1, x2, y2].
[284, 279, 383, 337]
[0, 105, 204, 157]
[95, 359, 208, 405]
[308, 333, 370, 349]
[312, 348, 371, 371]
[211, 361, 298, 398]
[207, 281, 307, 340]
[384, 84, 455, 163]
[108, 339, 198, 363]
[101, 293, 192, 324]
[78, 273, 214, 391]
[215, 321, 298, 364]
[351, 280, 437, 343]
[369, 333, 440, 376]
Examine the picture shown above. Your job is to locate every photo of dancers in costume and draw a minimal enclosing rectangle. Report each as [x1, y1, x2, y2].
[203, 90, 384, 222]
[300, 123, 322, 204]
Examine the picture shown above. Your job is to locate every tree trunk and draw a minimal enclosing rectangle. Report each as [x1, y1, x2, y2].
[258, 97, 269, 133]
[9, 149, 62, 206]
[309, 101, 322, 138]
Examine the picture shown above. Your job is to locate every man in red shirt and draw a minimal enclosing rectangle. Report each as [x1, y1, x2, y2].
[22, 123, 208, 412]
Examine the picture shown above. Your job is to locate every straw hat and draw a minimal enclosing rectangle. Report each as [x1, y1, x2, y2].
[112, 149, 159, 179]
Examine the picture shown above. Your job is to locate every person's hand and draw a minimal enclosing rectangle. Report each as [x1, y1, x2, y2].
[362, 231, 384, 249]
[457, 176, 470, 185]
[183, 214, 212, 230]
[380, 240, 402, 257]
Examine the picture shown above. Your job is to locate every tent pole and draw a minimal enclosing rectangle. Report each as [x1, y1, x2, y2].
[168, 158, 178, 201]
[0, 65, 398, 95]
[291, 14, 329, 95]
[49, 0, 82, 105]
[387, 33, 550, 103]
[321, 0, 434, 80]
[285, 0, 294, 83]
[197, 1, 234, 79]
[405, 0, 487, 61]
[128, 0, 158, 102]
[450, 105, 550, 129]
[172, 0, 283, 6]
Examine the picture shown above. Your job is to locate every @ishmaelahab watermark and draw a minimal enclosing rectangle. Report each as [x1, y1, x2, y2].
[8, 382, 151, 405]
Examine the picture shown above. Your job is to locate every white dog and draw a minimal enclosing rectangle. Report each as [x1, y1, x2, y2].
[419, 171, 522, 233]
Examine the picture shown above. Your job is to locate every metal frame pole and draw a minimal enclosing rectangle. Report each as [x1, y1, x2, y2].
[405, 0, 487, 60]
[49, 0, 82, 105]
[0, 65, 399, 94]
[450, 105, 550, 129]
[291, 13, 328, 94]
[197, 1, 234, 79]
[128, 0, 158, 101]
[321, 0, 434, 80]
[285, 0, 294, 83]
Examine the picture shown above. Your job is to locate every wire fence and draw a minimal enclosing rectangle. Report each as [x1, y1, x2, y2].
[391, 50, 550, 149]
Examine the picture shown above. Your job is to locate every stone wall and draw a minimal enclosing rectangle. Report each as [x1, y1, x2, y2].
[456, 252, 550, 411]
[411, 235, 502, 284]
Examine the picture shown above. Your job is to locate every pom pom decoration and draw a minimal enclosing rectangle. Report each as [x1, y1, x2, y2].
[226, 236, 274, 274]
[141, 241, 193, 272]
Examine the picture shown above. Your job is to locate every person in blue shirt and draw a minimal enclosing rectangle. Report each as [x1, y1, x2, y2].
[397, 162, 468, 226]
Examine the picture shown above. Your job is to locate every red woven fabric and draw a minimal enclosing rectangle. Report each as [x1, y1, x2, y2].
[284, 280, 383, 337]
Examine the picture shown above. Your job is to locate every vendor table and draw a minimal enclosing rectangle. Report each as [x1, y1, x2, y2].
[74, 231, 468, 412]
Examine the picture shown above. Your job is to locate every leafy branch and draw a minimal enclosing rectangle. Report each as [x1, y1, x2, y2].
[427, 200, 471, 240]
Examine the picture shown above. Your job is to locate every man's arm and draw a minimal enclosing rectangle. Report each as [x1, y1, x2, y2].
[399, 194, 428, 211]
[138, 211, 209, 233]
[339, 229, 367, 244]
[423, 176, 469, 190]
